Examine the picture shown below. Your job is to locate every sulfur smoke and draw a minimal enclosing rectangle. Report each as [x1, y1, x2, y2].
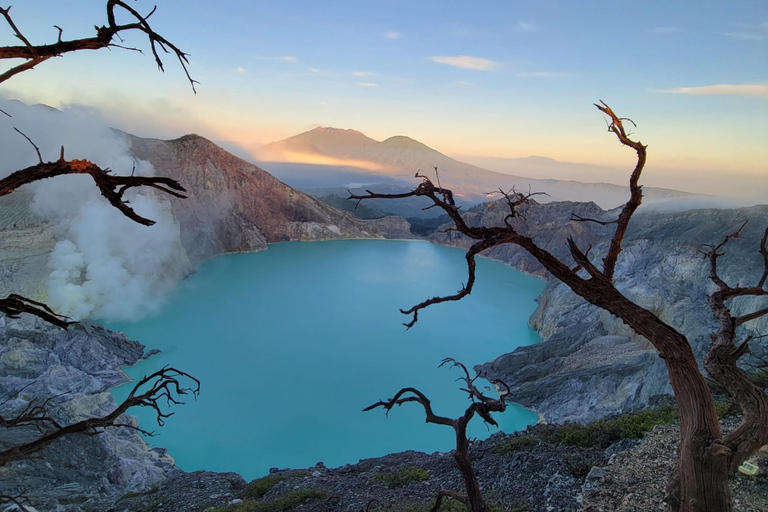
[0, 99, 189, 321]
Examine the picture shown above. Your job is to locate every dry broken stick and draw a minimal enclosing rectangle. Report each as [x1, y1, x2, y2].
[365, 358, 508, 512]
[0, 366, 199, 466]
[0, 1, 197, 90]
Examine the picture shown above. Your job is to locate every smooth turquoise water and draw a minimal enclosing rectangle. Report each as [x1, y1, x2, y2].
[108, 240, 544, 480]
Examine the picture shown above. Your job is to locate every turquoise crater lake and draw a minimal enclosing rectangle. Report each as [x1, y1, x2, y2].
[108, 240, 544, 480]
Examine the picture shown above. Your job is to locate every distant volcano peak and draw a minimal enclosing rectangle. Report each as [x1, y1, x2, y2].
[311, 126, 366, 136]
[380, 135, 432, 151]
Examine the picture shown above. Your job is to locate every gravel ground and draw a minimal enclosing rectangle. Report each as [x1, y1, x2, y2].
[112, 419, 768, 512]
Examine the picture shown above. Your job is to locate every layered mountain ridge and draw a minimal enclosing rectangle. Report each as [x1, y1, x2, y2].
[255, 127, 697, 209]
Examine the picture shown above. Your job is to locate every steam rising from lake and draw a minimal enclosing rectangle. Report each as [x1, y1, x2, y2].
[0, 99, 187, 321]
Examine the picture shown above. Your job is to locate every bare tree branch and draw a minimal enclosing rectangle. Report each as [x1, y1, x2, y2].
[0, 156, 187, 226]
[0, 366, 199, 466]
[593, 100, 646, 280]
[366, 360, 506, 512]
[0, 493, 31, 512]
[400, 238, 499, 329]
[702, 222, 768, 475]
[0, 1, 198, 91]
[0, 294, 73, 328]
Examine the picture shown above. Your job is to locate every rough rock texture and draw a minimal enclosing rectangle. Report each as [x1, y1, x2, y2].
[0, 316, 179, 511]
[0, 190, 57, 303]
[127, 133, 412, 264]
[434, 201, 768, 423]
[583, 421, 768, 512]
[110, 471, 247, 512]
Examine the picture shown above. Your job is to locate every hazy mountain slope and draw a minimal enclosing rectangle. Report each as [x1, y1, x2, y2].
[256, 127, 697, 209]
[127, 133, 411, 264]
[0, 132, 412, 304]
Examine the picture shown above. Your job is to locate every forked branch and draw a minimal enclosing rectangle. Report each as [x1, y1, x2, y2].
[350, 102, 645, 327]
[0, 1, 197, 91]
[702, 222, 768, 475]
[594, 100, 646, 280]
[366, 359, 506, 512]
[0, 366, 199, 466]
[0, 156, 187, 226]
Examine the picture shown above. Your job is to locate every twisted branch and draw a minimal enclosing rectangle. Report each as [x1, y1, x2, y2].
[0, 366, 199, 466]
[365, 360, 506, 512]
[593, 100, 646, 280]
[0, 155, 187, 226]
[0, 1, 197, 91]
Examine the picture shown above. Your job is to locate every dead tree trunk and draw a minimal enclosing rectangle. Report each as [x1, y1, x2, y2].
[365, 358, 507, 512]
[348, 102, 768, 512]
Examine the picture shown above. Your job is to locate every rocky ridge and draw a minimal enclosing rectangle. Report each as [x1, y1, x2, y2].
[126, 133, 412, 265]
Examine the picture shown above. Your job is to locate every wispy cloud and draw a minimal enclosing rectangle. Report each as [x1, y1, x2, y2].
[277, 56, 297, 63]
[236, 67, 246, 73]
[723, 32, 763, 40]
[356, 82, 378, 87]
[352, 71, 373, 77]
[649, 26, 683, 34]
[515, 21, 536, 33]
[658, 83, 768, 98]
[382, 31, 401, 40]
[430, 56, 496, 71]
[721, 21, 766, 40]
[515, 71, 566, 78]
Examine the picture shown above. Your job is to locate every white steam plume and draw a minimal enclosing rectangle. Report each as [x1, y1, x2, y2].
[1, 98, 190, 321]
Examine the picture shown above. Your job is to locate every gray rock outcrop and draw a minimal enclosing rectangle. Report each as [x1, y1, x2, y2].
[455, 202, 768, 423]
[0, 316, 179, 511]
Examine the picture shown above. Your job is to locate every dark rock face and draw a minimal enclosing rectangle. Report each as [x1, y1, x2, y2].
[127, 134, 412, 264]
[446, 201, 768, 423]
[0, 316, 179, 511]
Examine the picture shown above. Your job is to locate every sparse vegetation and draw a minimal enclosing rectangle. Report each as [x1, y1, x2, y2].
[213, 489, 330, 512]
[539, 405, 679, 448]
[491, 435, 538, 454]
[243, 475, 286, 500]
[373, 466, 430, 488]
[242, 472, 309, 500]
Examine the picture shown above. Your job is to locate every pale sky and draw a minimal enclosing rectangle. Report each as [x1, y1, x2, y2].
[1, 1, 766, 178]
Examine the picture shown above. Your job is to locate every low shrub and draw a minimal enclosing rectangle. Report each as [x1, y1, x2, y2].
[540, 405, 679, 448]
[373, 466, 430, 488]
[491, 435, 538, 454]
[243, 475, 285, 500]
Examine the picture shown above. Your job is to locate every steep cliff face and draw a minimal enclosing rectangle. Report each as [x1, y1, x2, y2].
[0, 191, 56, 302]
[434, 201, 768, 423]
[127, 134, 409, 264]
